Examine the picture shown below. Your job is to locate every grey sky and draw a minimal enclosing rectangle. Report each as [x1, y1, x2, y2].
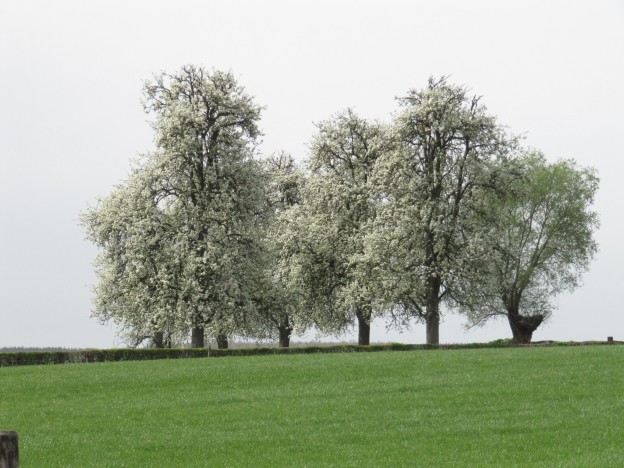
[1, 0, 622, 347]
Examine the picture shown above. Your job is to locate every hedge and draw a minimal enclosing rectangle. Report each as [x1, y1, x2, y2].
[0, 348, 209, 367]
[0, 340, 618, 368]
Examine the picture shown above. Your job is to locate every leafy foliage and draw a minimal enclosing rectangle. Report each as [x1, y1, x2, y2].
[456, 151, 599, 342]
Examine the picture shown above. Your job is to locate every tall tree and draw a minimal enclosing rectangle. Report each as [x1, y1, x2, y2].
[294, 109, 387, 345]
[142, 65, 267, 348]
[457, 152, 599, 343]
[369, 77, 517, 345]
[84, 65, 267, 348]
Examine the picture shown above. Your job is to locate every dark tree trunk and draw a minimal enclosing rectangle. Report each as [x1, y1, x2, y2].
[278, 316, 292, 348]
[278, 326, 291, 348]
[507, 312, 544, 344]
[216, 333, 229, 349]
[426, 313, 440, 346]
[191, 326, 205, 348]
[355, 308, 371, 345]
[152, 331, 165, 349]
[425, 275, 441, 345]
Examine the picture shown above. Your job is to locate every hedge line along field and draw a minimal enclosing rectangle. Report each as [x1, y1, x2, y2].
[1, 346, 623, 466]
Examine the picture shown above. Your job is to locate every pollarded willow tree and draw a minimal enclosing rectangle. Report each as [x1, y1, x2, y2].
[369, 77, 518, 345]
[84, 65, 268, 348]
[293, 109, 388, 345]
[456, 151, 599, 343]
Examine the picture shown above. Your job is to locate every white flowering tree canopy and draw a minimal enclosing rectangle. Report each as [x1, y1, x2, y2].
[83, 66, 268, 347]
[254, 152, 308, 346]
[368, 77, 518, 344]
[291, 109, 388, 344]
[81, 165, 186, 346]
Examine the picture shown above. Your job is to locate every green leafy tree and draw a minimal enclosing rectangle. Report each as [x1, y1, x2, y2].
[369, 77, 517, 345]
[457, 152, 599, 343]
[294, 109, 387, 345]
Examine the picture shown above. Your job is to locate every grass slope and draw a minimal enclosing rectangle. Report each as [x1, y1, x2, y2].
[1, 346, 623, 466]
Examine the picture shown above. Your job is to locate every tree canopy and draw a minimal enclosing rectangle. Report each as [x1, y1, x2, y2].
[83, 69, 599, 347]
[257, 151, 307, 347]
[83, 65, 268, 348]
[291, 109, 388, 344]
[456, 151, 599, 343]
[367, 77, 518, 344]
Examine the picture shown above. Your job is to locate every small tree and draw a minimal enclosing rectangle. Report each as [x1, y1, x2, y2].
[81, 165, 184, 347]
[294, 109, 388, 345]
[458, 152, 599, 343]
[256, 152, 307, 347]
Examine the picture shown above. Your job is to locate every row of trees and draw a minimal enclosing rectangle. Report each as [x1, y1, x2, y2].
[82, 65, 599, 347]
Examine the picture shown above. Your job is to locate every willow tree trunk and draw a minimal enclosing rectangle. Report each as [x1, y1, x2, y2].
[507, 312, 544, 344]
[216, 334, 229, 349]
[355, 308, 371, 345]
[191, 326, 205, 348]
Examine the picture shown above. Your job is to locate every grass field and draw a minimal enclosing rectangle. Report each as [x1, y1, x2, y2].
[1, 346, 623, 467]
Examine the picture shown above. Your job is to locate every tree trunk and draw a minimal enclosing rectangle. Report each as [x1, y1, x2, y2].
[425, 275, 441, 345]
[152, 331, 164, 349]
[191, 326, 205, 348]
[507, 312, 544, 344]
[216, 333, 229, 349]
[278, 326, 291, 348]
[426, 313, 439, 346]
[355, 308, 371, 345]
[278, 315, 292, 348]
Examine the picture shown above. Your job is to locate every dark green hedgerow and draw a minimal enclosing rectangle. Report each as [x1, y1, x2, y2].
[0, 340, 618, 367]
[0, 348, 209, 367]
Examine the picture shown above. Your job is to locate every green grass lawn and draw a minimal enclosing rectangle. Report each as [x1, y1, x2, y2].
[1, 346, 623, 467]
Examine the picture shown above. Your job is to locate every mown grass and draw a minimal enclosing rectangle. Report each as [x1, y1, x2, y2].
[1, 346, 623, 466]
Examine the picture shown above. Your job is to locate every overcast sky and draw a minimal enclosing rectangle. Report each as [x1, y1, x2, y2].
[1, 0, 622, 348]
